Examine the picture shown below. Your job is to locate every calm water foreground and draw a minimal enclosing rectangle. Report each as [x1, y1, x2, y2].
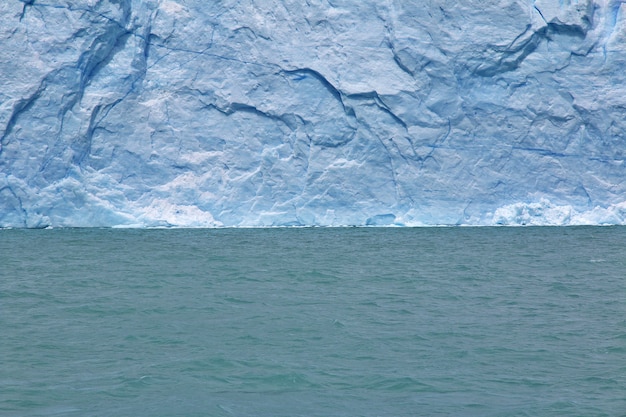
[1, 227, 625, 417]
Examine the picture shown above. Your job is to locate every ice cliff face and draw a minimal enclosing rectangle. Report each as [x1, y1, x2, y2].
[1, 0, 625, 227]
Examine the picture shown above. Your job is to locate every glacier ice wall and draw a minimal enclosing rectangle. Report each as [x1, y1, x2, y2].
[1, 0, 625, 227]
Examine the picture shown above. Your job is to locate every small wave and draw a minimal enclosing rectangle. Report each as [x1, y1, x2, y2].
[360, 375, 433, 392]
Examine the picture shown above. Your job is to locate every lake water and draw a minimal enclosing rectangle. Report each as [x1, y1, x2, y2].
[1, 227, 625, 416]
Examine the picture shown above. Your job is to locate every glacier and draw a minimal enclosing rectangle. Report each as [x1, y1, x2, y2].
[1, 0, 625, 227]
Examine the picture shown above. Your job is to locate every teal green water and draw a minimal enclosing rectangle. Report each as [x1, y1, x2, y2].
[1, 227, 625, 417]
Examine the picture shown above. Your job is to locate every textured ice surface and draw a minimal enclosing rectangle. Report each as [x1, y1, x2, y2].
[1, 0, 625, 227]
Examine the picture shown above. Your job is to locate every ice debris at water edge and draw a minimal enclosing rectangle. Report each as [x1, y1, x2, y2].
[1, 0, 625, 227]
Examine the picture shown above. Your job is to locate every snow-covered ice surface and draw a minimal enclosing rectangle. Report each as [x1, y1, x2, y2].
[1, 0, 625, 227]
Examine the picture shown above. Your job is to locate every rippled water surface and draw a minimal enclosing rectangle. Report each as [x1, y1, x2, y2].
[2, 227, 625, 416]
